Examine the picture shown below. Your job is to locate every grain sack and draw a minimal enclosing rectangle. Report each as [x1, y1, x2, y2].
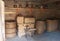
[25, 17, 35, 24]
[47, 20, 58, 32]
[36, 21, 46, 34]
[5, 22, 16, 29]
[5, 12, 17, 20]
[5, 29, 16, 34]
[17, 16, 24, 24]
[5, 33, 16, 38]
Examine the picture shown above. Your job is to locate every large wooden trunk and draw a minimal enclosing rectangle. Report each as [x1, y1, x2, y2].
[36, 21, 46, 34]
[17, 16, 24, 24]
[24, 24, 35, 28]
[18, 24, 24, 31]
[25, 17, 35, 24]
[47, 20, 58, 32]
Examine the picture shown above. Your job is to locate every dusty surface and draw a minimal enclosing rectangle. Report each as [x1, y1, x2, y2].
[6, 32, 60, 41]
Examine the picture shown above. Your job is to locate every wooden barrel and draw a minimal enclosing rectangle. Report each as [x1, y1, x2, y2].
[17, 16, 24, 24]
[5, 22, 16, 29]
[5, 21, 16, 38]
[47, 20, 58, 32]
[5, 29, 16, 34]
[25, 17, 35, 24]
[5, 33, 16, 38]
[36, 21, 46, 34]
[5, 12, 17, 20]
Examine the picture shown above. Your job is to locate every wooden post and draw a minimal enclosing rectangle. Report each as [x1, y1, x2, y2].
[0, 0, 5, 41]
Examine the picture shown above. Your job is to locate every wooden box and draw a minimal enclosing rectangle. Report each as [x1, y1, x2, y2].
[25, 17, 35, 24]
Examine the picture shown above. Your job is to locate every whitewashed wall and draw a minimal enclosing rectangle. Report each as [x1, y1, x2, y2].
[0, 0, 5, 41]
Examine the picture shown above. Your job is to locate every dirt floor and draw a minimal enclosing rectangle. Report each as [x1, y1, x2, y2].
[6, 31, 60, 41]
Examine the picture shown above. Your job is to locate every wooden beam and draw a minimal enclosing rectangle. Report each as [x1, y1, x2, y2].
[42, 0, 60, 4]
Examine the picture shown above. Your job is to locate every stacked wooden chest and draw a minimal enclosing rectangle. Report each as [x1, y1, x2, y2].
[17, 16, 35, 37]
[17, 16, 25, 37]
